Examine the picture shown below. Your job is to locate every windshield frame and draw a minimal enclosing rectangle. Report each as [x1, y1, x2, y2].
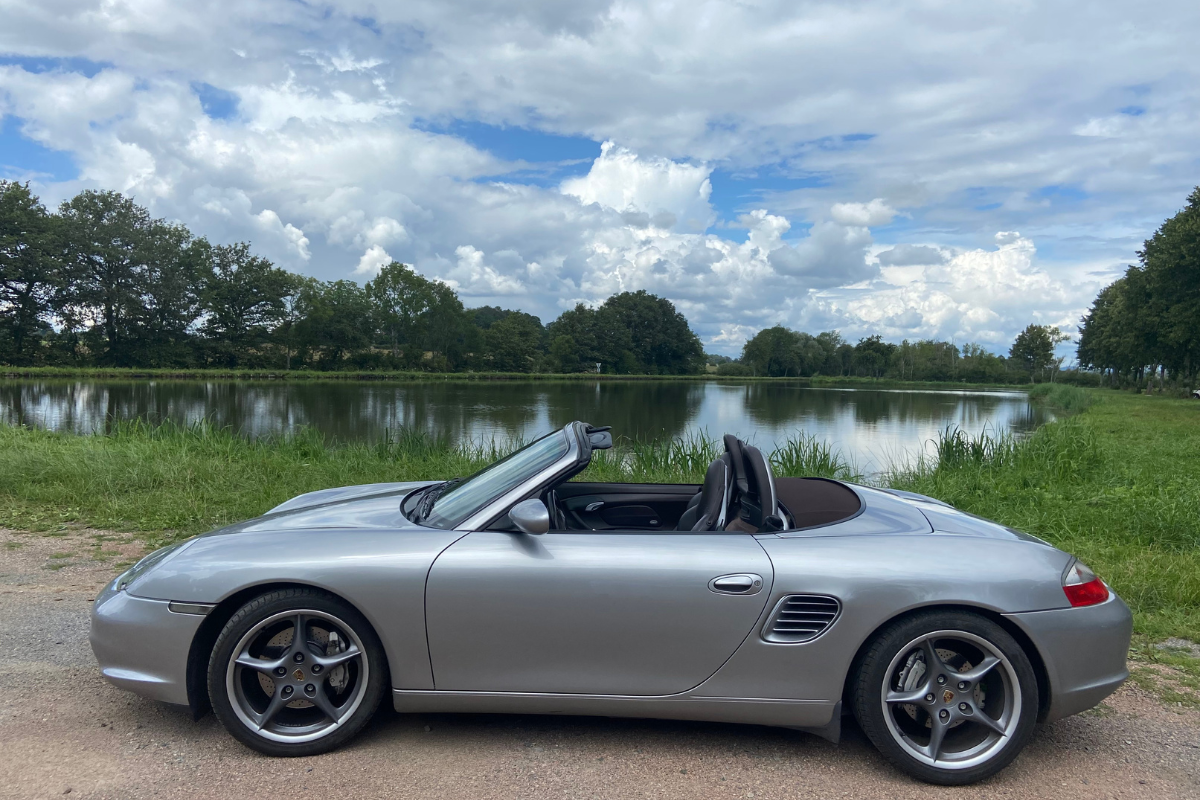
[419, 426, 581, 531]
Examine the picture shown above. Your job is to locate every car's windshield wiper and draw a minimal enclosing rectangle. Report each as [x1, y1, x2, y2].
[416, 478, 462, 522]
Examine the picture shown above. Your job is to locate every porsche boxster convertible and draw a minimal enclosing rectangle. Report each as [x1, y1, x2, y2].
[91, 421, 1131, 785]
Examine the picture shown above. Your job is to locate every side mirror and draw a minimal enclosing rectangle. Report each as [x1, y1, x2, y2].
[509, 499, 550, 535]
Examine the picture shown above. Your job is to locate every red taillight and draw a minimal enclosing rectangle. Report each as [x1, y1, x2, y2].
[1062, 560, 1110, 607]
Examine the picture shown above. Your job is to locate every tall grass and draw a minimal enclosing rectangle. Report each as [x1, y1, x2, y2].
[0, 422, 857, 535]
[1026, 382, 1095, 413]
[582, 431, 861, 484]
[769, 432, 860, 481]
[890, 405, 1200, 641]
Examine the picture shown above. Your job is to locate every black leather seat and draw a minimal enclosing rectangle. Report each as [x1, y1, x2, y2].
[676, 436, 781, 532]
[676, 453, 731, 531]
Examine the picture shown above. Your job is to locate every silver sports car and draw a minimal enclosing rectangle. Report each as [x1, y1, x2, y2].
[91, 421, 1131, 785]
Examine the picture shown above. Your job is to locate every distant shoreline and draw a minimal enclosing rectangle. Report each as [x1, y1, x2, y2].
[1, 366, 1038, 392]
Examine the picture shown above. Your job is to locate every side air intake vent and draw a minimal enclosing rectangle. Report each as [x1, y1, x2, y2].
[762, 595, 841, 643]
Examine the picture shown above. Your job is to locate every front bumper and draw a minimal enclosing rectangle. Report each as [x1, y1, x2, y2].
[90, 578, 203, 706]
[1005, 592, 1133, 722]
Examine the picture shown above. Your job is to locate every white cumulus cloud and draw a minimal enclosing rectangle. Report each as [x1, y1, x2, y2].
[830, 199, 897, 227]
[561, 141, 714, 232]
[353, 245, 392, 277]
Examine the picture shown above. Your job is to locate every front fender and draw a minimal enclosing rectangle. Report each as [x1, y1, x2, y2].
[127, 527, 465, 691]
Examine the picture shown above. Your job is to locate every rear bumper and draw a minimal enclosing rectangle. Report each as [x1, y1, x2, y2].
[90, 579, 201, 706]
[1005, 593, 1133, 723]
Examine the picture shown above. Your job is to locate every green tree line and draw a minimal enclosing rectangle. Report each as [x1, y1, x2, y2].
[0, 182, 704, 374]
[1077, 187, 1200, 387]
[720, 325, 1073, 384]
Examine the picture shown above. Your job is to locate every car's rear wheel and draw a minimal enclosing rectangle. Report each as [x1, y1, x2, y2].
[851, 611, 1038, 785]
[208, 588, 387, 756]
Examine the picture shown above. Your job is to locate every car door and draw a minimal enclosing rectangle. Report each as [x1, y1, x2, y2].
[424, 529, 774, 695]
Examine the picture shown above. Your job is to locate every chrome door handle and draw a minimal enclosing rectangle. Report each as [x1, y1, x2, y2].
[585, 501, 604, 512]
[709, 574, 763, 595]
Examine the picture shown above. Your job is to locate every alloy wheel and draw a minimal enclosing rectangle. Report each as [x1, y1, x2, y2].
[879, 629, 1021, 770]
[225, 608, 370, 744]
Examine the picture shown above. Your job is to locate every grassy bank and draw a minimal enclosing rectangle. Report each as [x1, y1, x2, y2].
[0, 390, 1197, 647]
[0, 422, 856, 537]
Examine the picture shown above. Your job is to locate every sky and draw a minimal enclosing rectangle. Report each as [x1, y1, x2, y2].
[1, 1, 1197, 359]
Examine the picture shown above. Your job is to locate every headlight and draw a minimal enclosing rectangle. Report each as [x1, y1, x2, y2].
[115, 541, 193, 592]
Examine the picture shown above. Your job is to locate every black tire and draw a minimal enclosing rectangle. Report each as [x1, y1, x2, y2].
[851, 610, 1038, 785]
[208, 588, 387, 756]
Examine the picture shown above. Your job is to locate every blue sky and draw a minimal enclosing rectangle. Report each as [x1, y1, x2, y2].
[0, 118, 77, 182]
[1, 0, 1197, 357]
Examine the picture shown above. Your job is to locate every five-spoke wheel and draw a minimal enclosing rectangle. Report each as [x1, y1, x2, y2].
[852, 611, 1038, 785]
[209, 589, 386, 756]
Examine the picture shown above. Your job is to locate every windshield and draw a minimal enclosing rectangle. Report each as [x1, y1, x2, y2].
[422, 430, 571, 529]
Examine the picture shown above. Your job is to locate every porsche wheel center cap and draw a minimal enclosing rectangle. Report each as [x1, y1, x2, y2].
[943, 689, 955, 704]
[294, 669, 305, 681]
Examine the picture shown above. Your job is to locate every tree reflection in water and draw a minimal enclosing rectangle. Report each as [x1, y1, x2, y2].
[0, 379, 1051, 474]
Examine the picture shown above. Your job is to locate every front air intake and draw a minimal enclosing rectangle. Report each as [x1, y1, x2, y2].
[762, 595, 841, 643]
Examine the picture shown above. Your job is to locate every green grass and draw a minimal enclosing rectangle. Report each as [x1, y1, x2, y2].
[0, 421, 855, 541]
[1026, 382, 1095, 413]
[0, 389, 1197, 648]
[889, 391, 1200, 642]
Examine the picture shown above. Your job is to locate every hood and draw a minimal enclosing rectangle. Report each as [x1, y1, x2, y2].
[201, 481, 437, 537]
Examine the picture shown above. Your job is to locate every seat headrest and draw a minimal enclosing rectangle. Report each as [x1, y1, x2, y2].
[721, 435, 777, 529]
[690, 453, 731, 531]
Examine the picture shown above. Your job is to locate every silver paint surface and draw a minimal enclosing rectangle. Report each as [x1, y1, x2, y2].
[425, 531, 773, 694]
[90, 466, 1133, 739]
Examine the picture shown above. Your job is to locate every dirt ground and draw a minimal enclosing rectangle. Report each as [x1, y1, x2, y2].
[1, 528, 1198, 800]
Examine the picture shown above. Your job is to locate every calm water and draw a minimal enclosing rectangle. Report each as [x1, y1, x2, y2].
[0, 379, 1051, 475]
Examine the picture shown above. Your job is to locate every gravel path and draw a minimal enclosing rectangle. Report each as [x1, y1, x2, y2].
[2, 529, 1198, 800]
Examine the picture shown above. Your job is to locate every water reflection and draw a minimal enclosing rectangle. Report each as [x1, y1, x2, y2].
[0, 379, 1051, 474]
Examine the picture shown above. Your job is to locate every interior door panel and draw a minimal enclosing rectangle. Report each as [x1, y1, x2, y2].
[425, 530, 774, 695]
[557, 482, 700, 530]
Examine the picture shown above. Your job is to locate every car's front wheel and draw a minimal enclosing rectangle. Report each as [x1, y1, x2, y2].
[208, 588, 387, 756]
[851, 610, 1038, 785]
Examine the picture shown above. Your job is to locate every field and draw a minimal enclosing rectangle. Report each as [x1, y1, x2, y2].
[0, 384, 1197, 658]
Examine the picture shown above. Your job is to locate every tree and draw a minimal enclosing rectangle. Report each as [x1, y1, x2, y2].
[57, 191, 156, 366]
[366, 262, 437, 361]
[546, 304, 604, 372]
[420, 280, 470, 369]
[1077, 187, 1200, 386]
[202, 243, 294, 366]
[815, 331, 846, 375]
[128, 220, 206, 366]
[0, 181, 59, 363]
[960, 343, 1009, 383]
[549, 334, 582, 373]
[294, 280, 374, 366]
[467, 306, 511, 330]
[851, 335, 895, 378]
[596, 290, 703, 374]
[741, 326, 802, 377]
[276, 276, 316, 370]
[1137, 187, 1200, 382]
[483, 312, 544, 372]
[1009, 324, 1068, 381]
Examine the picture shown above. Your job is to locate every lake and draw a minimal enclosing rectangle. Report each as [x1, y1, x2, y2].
[0, 379, 1051, 475]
